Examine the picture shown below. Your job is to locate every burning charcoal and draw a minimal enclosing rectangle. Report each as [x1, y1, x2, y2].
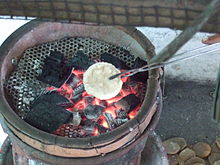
[71, 50, 95, 70]
[114, 94, 140, 114]
[103, 112, 116, 129]
[74, 84, 85, 96]
[66, 74, 80, 88]
[96, 124, 109, 134]
[38, 51, 72, 88]
[71, 111, 82, 126]
[83, 120, 95, 136]
[130, 57, 149, 83]
[25, 102, 73, 133]
[100, 53, 130, 69]
[71, 93, 82, 103]
[31, 91, 70, 108]
[100, 100, 107, 108]
[84, 105, 104, 120]
[116, 109, 128, 119]
[84, 96, 95, 105]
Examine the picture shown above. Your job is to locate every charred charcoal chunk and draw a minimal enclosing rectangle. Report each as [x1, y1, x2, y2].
[57, 102, 73, 109]
[66, 74, 80, 88]
[115, 109, 128, 127]
[31, 91, 70, 108]
[71, 93, 82, 103]
[100, 53, 130, 69]
[115, 118, 128, 127]
[71, 50, 95, 70]
[131, 57, 148, 83]
[25, 102, 72, 133]
[38, 51, 72, 88]
[84, 96, 95, 105]
[71, 111, 82, 126]
[116, 109, 128, 119]
[96, 124, 109, 134]
[115, 94, 140, 113]
[103, 112, 116, 129]
[84, 105, 104, 120]
[74, 84, 85, 96]
[82, 120, 95, 136]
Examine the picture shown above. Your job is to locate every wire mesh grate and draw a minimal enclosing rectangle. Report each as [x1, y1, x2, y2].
[5, 37, 145, 118]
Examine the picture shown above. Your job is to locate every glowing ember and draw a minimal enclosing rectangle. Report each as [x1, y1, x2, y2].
[48, 69, 144, 137]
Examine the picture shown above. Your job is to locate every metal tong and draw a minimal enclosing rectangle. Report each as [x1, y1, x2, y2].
[109, 43, 220, 80]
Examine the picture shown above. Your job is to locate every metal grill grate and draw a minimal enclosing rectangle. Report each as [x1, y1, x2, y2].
[5, 37, 139, 118]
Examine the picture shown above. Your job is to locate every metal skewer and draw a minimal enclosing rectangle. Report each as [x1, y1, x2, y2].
[109, 43, 220, 80]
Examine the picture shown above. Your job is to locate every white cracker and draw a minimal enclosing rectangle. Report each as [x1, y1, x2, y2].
[83, 62, 123, 100]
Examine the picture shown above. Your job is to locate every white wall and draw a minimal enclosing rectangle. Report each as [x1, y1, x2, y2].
[138, 27, 219, 83]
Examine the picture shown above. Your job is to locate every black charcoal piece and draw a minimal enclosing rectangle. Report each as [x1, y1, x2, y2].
[84, 96, 95, 105]
[74, 84, 85, 96]
[71, 111, 82, 126]
[66, 74, 80, 88]
[31, 91, 70, 109]
[25, 102, 72, 133]
[82, 120, 95, 135]
[96, 124, 109, 134]
[103, 112, 116, 129]
[71, 50, 95, 70]
[71, 93, 82, 103]
[115, 109, 128, 127]
[100, 53, 130, 69]
[131, 57, 149, 83]
[114, 94, 140, 113]
[116, 109, 128, 119]
[84, 105, 104, 120]
[115, 118, 128, 127]
[38, 51, 72, 88]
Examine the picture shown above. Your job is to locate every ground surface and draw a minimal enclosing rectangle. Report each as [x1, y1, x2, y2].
[156, 78, 220, 145]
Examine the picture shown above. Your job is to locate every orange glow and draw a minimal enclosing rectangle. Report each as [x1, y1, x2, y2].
[104, 106, 117, 118]
[93, 98, 101, 105]
[128, 111, 136, 119]
[48, 68, 143, 137]
[106, 95, 123, 104]
[72, 70, 84, 76]
[120, 89, 131, 97]
[94, 128, 99, 136]
[73, 99, 86, 110]
[128, 105, 140, 119]
[59, 83, 74, 98]
[121, 76, 129, 83]
[82, 92, 89, 97]
[47, 86, 56, 91]
[101, 119, 109, 128]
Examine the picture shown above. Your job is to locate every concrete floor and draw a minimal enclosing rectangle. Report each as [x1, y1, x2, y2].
[156, 77, 220, 144]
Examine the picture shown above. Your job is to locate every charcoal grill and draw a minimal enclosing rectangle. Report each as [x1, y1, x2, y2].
[0, 20, 162, 165]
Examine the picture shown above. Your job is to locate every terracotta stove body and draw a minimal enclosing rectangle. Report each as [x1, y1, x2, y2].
[0, 21, 162, 165]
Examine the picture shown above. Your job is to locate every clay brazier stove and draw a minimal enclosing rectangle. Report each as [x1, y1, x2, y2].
[0, 20, 162, 165]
